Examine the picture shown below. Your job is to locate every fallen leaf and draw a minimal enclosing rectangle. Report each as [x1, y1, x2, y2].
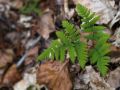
[84, 66, 114, 90]
[2, 64, 22, 85]
[37, 60, 72, 90]
[35, 10, 55, 40]
[0, 49, 14, 68]
[107, 67, 120, 89]
[73, 66, 115, 90]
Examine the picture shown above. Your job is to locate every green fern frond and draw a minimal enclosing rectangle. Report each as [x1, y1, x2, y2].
[88, 33, 110, 75]
[60, 45, 66, 62]
[56, 31, 70, 45]
[37, 48, 51, 60]
[37, 20, 84, 64]
[97, 56, 110, 76]
[62, 20, 75, 34]
[76, 4, 105, 37]
[68, 44, 76, 63]
[84, 26, 105, 32]
[62, 20, 80, 42]
[75, 42, 87, 69]
[81, 16, 100, 28]
[76, 4, 110, 76]
[37, 40, 61, 60]
[37, 4, 110, 76]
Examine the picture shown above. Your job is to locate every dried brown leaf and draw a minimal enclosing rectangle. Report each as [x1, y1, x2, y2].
[0, 49, 14, 68]
[35, 10, 55, 40]
[37, 60, 72, 90]
[2, 64, 22, 85]
[107, 67, 120, 88]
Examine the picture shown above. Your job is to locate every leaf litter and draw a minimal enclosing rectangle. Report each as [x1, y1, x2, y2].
[0, 0, 120, 90]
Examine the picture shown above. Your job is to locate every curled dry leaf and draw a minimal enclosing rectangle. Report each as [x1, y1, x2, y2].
[37, 60, 72, 90]
[2, 64, 22, 85]
[0, 49, 14, 68]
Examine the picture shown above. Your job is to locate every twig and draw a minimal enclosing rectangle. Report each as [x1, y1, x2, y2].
[16, 36, 41, 67]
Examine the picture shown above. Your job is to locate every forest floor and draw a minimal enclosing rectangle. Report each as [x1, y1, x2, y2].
[0, 0, 120, 90]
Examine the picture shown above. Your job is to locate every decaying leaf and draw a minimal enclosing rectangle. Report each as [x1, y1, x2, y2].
[2, 64, 22, 85]
[83, 66, 114, 90]
[107, 67, 120, 89]
[35, 10, 55, 40]
[0, 49, 14, 68]
[37, 60, 72, 90]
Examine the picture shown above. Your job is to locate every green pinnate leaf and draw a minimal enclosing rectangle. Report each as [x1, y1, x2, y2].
[68, 45, 76, 63]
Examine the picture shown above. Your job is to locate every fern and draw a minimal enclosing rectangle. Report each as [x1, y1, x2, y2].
[37, 20, 87, 68]
[37, 4, 110, 76]
[76, 4, 110, 76]
[75, 42, 87, 69]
